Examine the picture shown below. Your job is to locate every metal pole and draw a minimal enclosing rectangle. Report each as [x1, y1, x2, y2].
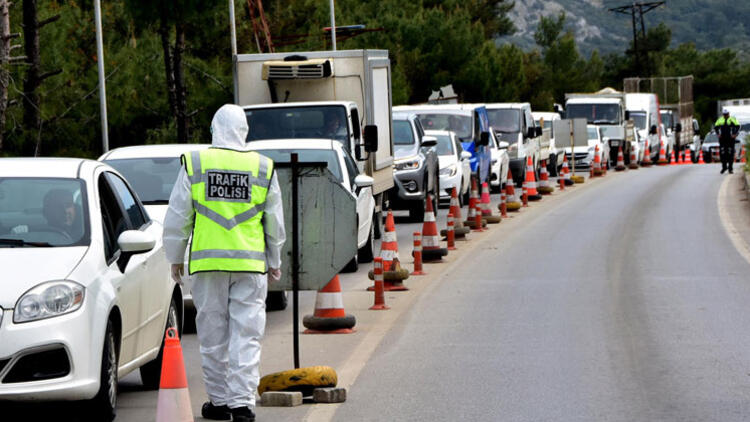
[570, 120, 576, 175]
[291, 153, 300, 369]
[228, 0, 237, 56]
[329, 0, 336, 51]
[94, 0, 109, 153]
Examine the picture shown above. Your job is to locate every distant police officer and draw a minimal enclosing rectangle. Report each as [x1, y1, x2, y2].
[163, 104, 286, 422]
[714, 108, 739, 174]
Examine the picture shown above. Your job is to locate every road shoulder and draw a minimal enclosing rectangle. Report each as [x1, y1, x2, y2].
[718, 172, 750, 267]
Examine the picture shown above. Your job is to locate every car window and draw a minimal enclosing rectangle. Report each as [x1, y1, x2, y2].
[98, 174, 128, 261]
[454, 135, 463, 156]
[588, 127, 599, 140]
[104, 172, 148, 229]
[393, 120, 416, 145]
[245, 105, 350, 146]
[433, 134, 455, 156]
[255, 149, 343, 183]
[416, 114, 473, 140]
[342, 149, 359, 184]
[488, 109, 520, 133]
[104, 157, 182, 204]
[0, 177, 89, 247]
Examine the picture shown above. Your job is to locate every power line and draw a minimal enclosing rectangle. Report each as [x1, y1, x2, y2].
[609, 1, 665, 76]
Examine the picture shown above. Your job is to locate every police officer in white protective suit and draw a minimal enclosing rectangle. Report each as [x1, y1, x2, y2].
[163, 104, 285, 422]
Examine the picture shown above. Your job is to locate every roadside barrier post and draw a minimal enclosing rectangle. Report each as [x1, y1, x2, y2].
[411, 231, 425, 276]
[369, 258, 389, 310]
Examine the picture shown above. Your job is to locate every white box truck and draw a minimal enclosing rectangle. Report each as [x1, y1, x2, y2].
[233, 49, 394, 237]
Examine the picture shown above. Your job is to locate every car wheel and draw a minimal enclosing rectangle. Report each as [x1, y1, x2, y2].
[266, 291, 288, 311]
[373, 209, 384, 240]
[88, 319, 118, 421]
[358, 222, 375, 263]
[140, 298, 179, 390]
[432, 174, 439, 211]
[342, 253, 359, 273]
[408, 196, 426, 222]
[549, 155, 558, 177]
[461, 184, 470, 206]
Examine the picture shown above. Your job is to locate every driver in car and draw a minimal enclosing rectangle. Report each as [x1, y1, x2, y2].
[322, 110, 348, 141]
[12, 189, 79, 239]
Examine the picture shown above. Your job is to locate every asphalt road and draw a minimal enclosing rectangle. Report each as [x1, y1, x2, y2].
[333, 164, 750, 422]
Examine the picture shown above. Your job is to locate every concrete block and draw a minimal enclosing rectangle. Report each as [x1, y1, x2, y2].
[312, 387, 347, 403]
[260, 391, 303, 407]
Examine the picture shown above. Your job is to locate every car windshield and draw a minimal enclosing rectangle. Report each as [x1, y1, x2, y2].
[487, 109, 521, 132]
[705, 133, 718, 143]
[393, 120, 415, 145]
[254, 149, 342, 182]
[660, 112, 673, 128]
[630, 112, 647, 130]
[245, 105, 350, 147]
[416, 113, 472, 140]
[587, 127, 599, 140]
[0, 178, 89, 247]
[105, 157, 182, 204]
[567, 104, 621, 125]
[432, 134, 456, 156]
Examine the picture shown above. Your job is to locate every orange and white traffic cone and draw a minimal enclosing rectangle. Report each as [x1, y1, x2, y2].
[657, 141, 669, 165]
[156, 328, 194, 422]
[682, 148, 692, 164]
[538, 160, 554, 194]
[464, 177, 485, 229]
[642, 140, 653, 167]
[421, 194, 448, 262]
[670, 149, 679, 166]
[499, 188, 509, 217]
[411, 232, 426, 276]
[446, 213, 457, 250]
[303, 275, 356, 334]
[698, 148, 706, 164]
[379, 210, 398, 272]
[561, 154, 574, 185]
[442, 187, 469, 238]
[629, 147, 639, 169]
[592, 145, 603, 176]
[524, 156, 542, 201]
[474, 197, 485, 232]
[615, 145, 626, 171]
[505, 168, 522, 211]
[480, 182, 501, 223]
[369, 258, 389, 310]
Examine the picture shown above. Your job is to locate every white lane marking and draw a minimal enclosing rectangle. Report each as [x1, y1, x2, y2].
[718, 176, 750, 267]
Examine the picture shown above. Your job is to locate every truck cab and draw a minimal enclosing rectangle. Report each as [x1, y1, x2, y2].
[565, 89, 631, 166]
[485, 103, 542, 186]
[625, 93, 661, 163]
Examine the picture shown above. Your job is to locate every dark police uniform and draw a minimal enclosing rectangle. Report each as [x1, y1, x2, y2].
[714, 114, 739, 173]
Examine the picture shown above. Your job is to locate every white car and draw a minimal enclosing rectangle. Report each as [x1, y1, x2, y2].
[0, 158, 180, 420]
[99, 144, 289, 311]
[565, 125, 609, 168]
[533, 111, 565, 176]
[425, 130, 471, 205]
[488, 130, 510, 193]
[247, 139, 375, 272]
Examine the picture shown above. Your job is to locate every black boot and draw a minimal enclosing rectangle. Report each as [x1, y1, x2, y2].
[202, 401, 231, 420]
[230, 406, 256, 422]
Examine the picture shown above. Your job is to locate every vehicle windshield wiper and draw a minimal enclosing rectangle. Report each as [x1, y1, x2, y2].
[0, 238, 53, 247]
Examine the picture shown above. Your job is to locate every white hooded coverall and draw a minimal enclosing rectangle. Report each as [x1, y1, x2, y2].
[163, 104, 286, 409]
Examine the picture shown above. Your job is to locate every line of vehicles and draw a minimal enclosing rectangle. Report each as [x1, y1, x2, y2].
[0, 45, 741, 419]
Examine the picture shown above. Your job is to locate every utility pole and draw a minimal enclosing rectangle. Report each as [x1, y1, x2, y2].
[610, 1, 665, 76]
[94, 0, 109, 153]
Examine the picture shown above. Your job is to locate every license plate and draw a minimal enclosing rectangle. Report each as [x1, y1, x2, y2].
[610, 140, 620, 147]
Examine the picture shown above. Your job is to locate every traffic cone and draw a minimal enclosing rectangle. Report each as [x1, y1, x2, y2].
[740, 145, 747, 164]
[369, 258, 389, 310]
[670, 149, 679, 166]
[498, 188, 509, 217]
[615, 146, 626, 171]
[683, 148, 692, 165]
[657, 141, 668, 165]
[464, 177, 486, 229]
[421, 194, 448, 262]
[506, 169, 522, 211]
[446, 213, 457, 250]
[441, 187, 469, 239]
[629, 147, 639, 169]
[367, 255, 409, 292]
[473, 197, 485, 231]
[697, 148, 706, 164]
[379, 210, 398, 272]
[642, 139, 653, 167]
[524, 156, 542, 201]
[538, 160, 554, 194]
[561, 154, 574, 186]
[303, 275, 356, 334]
[480, 182, 501, 223]
[156, 328, 194, 422]
[411, 232, 426, 276]
[592, 145, 603, 176]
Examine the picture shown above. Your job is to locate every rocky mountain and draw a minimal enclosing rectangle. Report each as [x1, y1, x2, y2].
[500, 0, 750, 56]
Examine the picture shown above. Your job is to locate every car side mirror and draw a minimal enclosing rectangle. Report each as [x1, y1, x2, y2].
[420, 135, 438, 148]
[363, 125, 378, 153]
[675, 123, 682, 132]
[354, 174, 374, 188]
[460, 151, 472, 160]
[498, 141, 509, 150]
[479, 131, 490, 146]
[118, 230, 155, 254]
[649, 125, 658, 135]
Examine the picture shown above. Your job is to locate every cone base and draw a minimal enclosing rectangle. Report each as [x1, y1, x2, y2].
[528, 194, 542, 201]
[303, 328, 355, 335]
[422, 248, 448, 262]
[629, 163, 639, 169]
[464, 219, 488, 228]
[484, 215, 502, 224]
[441, 227, 470, 237]
[369, 304, 390, 310]
[564, 179, 575, 186]
[303, 314, 356, 332]
[615, 165, 626, 171]
[506, 202, 522, 211]
[411, 270, 426, 276]
[367, 269, 410, 282]
[657, 160, 669, 165]
[571, 176, 585, 183]
[538, 186, 554, 194]
[593, 169, 604, 176]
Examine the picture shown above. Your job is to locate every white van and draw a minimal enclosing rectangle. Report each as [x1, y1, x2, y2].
[625, 93, 661, 163]
[532, 111, 564, 176]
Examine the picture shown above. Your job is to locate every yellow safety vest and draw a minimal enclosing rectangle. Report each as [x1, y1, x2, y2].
[183, 148, 273, 274]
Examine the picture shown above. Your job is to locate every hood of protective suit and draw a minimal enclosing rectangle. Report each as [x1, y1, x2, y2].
[211, 104, 249, 151]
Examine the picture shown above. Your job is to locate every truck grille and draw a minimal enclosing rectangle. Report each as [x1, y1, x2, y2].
[263, 60, 332, 80]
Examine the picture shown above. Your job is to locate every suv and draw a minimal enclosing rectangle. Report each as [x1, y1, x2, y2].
[486, 103, 542, 186]
[390, 112, 439, 221]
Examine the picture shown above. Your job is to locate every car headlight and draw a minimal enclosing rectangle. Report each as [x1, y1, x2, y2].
[14, 280, 85, 323]
[394, 156, 423, 171]
[440, 164, 457, 176]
